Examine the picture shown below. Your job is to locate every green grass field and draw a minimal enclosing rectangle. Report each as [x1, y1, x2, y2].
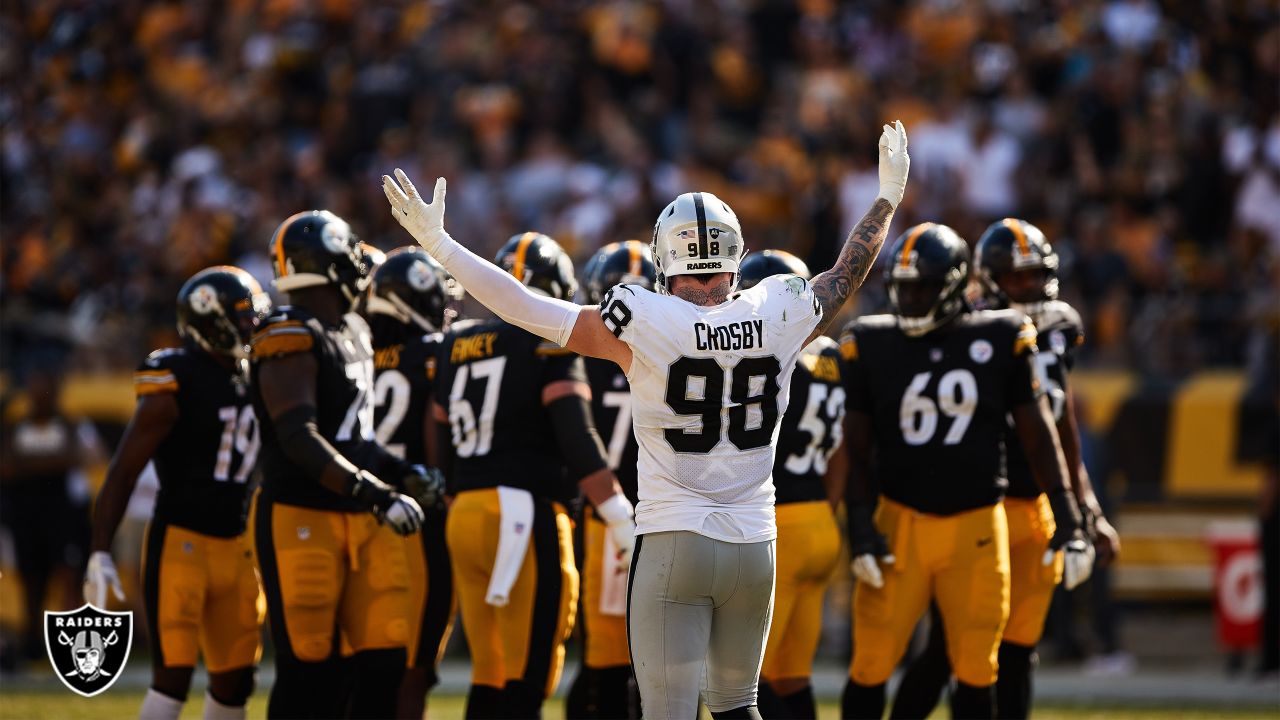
[1, 690, 1276, 720]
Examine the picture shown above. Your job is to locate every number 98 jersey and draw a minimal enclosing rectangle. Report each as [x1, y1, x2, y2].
[601, 275, 823, 542]
[773, 336, 846, 504]
[839, 309, 1043, 516]
[134, 347, 258, 537]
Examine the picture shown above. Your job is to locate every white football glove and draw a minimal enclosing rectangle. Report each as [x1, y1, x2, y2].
[851, 553, 896, 590]
[595, 493, 636, 564]
[84, 551, 125, 608]
[382, 494, 426, 536]
[383, 170, 448, 255]
[1044, 538, 1096, 591]
[876, 120, 910, 209]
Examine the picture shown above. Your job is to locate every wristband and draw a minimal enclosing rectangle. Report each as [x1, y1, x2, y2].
[596, 493, 634, 526]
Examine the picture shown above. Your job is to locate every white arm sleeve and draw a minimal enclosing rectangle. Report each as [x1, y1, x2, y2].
[424, 231, 581, 346]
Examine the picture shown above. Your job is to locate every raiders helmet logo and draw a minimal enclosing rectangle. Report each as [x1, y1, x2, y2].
[45, 604, 133, 697]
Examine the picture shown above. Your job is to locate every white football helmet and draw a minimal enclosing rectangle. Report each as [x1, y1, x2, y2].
[650, 192, 745, 293]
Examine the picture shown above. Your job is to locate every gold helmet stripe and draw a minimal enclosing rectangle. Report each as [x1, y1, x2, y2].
[511, 232, 538, 281]
[271, 212, 308, 279]
[1003, 218, 1030, 258]
[899, 223, 934, 269]
[626, 240, 643, 276]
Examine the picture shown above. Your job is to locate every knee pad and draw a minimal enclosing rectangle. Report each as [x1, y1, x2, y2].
[277, 550, 340, 662]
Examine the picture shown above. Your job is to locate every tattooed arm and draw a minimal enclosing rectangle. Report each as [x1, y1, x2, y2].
[806, 121, 909, 344]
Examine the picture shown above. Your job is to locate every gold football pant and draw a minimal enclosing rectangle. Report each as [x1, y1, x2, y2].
[251, 495, 413, 663]
[447, 488, 578, 700]
[761, 501, 840, 682]
[142, 520, 265, 672]
[1002, 494, 1062, 647]
[850, 499, 1010, 687]
[581, 505, 630, 669]
[404, 507, 455, 682]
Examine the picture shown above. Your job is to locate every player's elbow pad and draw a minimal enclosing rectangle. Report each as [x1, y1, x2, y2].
[546, 395, 609, 482]
[273, 405, 345, 478]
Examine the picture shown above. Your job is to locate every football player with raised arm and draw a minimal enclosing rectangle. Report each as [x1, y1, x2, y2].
[250, 211, 443, 719]
[381, 121, 907, 720]
[87, 267, 269, 720]
[361, 247, 463, 720]
[838, 223, 1093, 720]
[890, 219, 1119, 719]
[737, 250, 847, 720]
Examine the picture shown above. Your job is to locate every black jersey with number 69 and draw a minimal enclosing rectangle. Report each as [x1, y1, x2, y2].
[134, 346, 259, 537]
[433, 319, 586, 502]
[839, 310, 1043, 516]
[250, 307, 377, 512]
[773, 336, 846, 505]
[1004, 300, 1084, 499]
[371, 333, 441, 464]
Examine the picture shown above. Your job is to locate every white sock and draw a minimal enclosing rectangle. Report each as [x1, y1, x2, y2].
[139, 688, 184, 720]
[202, 691, 247, 720]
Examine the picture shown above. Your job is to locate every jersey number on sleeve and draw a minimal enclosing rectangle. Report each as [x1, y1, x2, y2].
[600, 292, 633, 337]
[448, 357, 507, 458]
[899, 369, 978, 446]
[214, 405, 260, 483]
[373, 369, 412, 459]
[784, 383, 846, 475]
[665, 355, 781, 453]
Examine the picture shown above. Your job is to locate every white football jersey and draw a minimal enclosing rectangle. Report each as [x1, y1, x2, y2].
[599, 274, 823, 542]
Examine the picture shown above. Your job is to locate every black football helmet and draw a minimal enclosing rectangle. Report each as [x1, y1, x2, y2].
[269, 210, 370, 308]
[177, 266, 271, 358]
[494, 232, 577, 301]
[367, 247, 462, 333]
[974, 218, 1059, 322]
[583, 240, 657, 304]
[738, 249, 811, 290]
[885, 223, 970, 336]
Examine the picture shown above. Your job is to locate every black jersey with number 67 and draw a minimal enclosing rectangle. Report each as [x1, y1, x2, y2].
[839, 309, 1043, 516]
[433, 319, 586, 502]
[1004, 300, 1084, 499]
[134, 346, 259, 537]
[773, 336, 846, 505]
[371, 333, 441, 464]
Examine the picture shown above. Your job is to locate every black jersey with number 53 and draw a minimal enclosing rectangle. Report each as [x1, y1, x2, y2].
[839, 310, 1043, 515]
[250, 307, 377, 511]
[434, 319, 586, 502]
[773, 336, 846, 505]
[371, 333, 441, 464]
[1004, 300, 1084, 499]
[134, 346, 259, 537]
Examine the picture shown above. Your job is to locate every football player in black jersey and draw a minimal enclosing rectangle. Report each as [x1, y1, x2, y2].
[891, 219, 1119, 719]
[839, 223, 1091, 720]
[250, 211, 443, 719]
[433, 232, 634, 719]
[87, 266, 270, 720]
[362, 246, 464, 720]
[565, 240, 654, 720]
[736, 251, 846, 720]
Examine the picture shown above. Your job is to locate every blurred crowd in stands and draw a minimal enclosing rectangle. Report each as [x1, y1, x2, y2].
[2, 0, 1278, 379]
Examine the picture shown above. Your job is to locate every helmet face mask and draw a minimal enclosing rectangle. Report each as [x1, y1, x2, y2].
[885, 223, 970, 337]
[650, 192, 744, 294]
[975, 218, 1059, 322]
[178, 266, 271, 359]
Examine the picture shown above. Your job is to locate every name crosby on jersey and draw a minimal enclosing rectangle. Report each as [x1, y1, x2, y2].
[694, 319, 766, 352]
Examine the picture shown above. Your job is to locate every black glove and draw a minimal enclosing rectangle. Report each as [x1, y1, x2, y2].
[403, 465, 446, 512]
[849, 503, 891, 558]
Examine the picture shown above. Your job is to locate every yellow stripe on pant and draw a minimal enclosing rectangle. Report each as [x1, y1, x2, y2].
[447, 488, 579, 696]
[762, 501, 840, 682]
[582, 505, 629, 669]
[851, 499, 1010, 687]
[1002, 495, 1062, 647]
[141, 521, 264, 672]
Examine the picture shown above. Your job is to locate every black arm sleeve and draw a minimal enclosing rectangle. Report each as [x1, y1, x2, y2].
[547, 394, 609, 483]
[274, 405, 350, 479]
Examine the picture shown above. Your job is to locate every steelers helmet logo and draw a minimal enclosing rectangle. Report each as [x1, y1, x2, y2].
[320, 218, 352, 254]
[188, 284, 220, 315]
[407, 260, 437, 292]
